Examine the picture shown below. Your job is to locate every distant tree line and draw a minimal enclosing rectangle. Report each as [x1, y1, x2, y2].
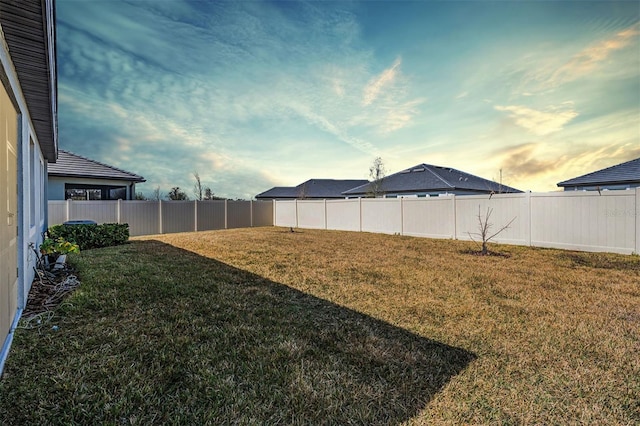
[134, 171, 228, 201]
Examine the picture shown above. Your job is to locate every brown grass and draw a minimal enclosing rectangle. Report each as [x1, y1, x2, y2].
[139, 227, 640, 425]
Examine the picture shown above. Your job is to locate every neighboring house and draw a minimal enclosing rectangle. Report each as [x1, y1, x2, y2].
[48, 150, 146, 200]
[557, 157, 640, 191]
[0, 0, 57, 372]
[343, 163, 522, 198]
[256, 179, 368, 200]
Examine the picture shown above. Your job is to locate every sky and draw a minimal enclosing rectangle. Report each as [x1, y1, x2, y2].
[56, 0, 640, 199]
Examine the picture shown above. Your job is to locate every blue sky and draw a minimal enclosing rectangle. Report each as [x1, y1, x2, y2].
[57, 0, 640, 199]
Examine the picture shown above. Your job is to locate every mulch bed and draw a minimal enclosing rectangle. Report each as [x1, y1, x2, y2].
[21, 266, 81, 320]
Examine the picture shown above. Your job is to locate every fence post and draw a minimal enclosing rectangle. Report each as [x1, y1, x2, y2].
[400, 197, 404, 235]
[224, 199, 228, 229]
[525, 191, 532, 247]
[324, 199, 327, 229]
[250, 200, 253, 227]
[117, 199, 121, 224]
[66, 198, 71, 222]
[636, 187, 639, 254]
[272, 199, 276, 227]
[158, 200, 163, 234]
[451, 195, 457, 239]
[194, 200, 198, 232]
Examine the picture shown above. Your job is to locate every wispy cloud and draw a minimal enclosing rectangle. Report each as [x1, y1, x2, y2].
[494, 103, 578, 136]
[550, 22, 639, 86]
[494, 143, 565, 181]
[362, 57, 402, 106]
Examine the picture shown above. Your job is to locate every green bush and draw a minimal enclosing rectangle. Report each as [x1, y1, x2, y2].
[48, 223, 129, 250]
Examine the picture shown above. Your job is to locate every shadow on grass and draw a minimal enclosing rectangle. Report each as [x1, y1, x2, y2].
[0, 240, 475, 424]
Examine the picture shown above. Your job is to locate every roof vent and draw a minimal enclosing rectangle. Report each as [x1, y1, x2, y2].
[412, 168, 425, 172]
[400, 169, 410, 174]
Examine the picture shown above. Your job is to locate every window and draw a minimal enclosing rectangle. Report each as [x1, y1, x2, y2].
[29, 139, 36, 227]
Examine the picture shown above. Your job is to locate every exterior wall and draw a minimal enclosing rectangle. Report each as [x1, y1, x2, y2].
[48, 176, 137, 200]
[0, 20, 52, 372]
[562, 183, 640, 191]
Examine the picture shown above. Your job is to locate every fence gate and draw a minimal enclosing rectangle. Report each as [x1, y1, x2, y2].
[0, 84, 18, 347]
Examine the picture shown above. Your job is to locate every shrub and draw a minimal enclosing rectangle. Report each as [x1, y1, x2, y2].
[48, 223, 129, 250]
[39, 237, 80, 256]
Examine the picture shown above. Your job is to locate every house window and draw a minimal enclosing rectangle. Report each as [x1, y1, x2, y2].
[66, 188, 102, 200]
[64, 184, 128, 200]
[29, 139, 36, 227]
[40, 160, 45, 219]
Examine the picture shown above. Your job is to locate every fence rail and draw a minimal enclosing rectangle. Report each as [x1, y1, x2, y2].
[275, 189, 640, 255]
[48, 190, 640, 254]
[48, 200, 274, 237]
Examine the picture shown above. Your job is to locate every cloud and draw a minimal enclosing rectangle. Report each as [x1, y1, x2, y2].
[362, 57, 402, 106]
[494, 104, 578, 136]
[493, 143, 565, 181]
[551, 22, 639, 85]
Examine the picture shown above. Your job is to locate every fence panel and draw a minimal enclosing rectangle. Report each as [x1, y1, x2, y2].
[197, 201, 226, 231]
[121, 201, 160, 236]
[162, 201, 194, 234]
[252, 201, 274, 227]
[326, 199, 360, 231]
[227, 201, 251, 229]
[530, 191, 636, 254]
[361, 198, 402, 234]
[275, 201, 297, 227]
[298, 200, 326, 229]
[402, 197, 455, 238]
[455, 193, 529, 246]
[71, 200, 118, 224]
[48, 201, 66, 225]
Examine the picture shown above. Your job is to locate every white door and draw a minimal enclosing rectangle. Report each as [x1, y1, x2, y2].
[0, 84, 18, 345]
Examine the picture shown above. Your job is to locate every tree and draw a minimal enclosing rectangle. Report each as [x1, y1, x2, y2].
[152, 186, 163, 201]
[468, 205, 516, 255]
[167, 187, 189, 201]
[134, 192, 147, 200]
[203, 187, 213, 200]
[368, 157, 386, 198]
[193, 172, 203, 201]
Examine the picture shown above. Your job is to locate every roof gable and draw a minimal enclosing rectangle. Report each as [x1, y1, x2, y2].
[48, 150, 146, 182]
[344, 163, 521, 195]
[557, 157, 640, 187]
[256, 179, 369, 199]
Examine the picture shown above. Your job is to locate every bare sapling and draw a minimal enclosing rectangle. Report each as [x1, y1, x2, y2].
[468, 205, 516, 255]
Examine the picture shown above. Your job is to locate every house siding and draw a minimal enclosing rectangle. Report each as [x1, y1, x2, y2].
[0, 1, 56, 374]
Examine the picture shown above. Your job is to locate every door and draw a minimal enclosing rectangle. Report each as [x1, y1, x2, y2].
[0, 83, 18, 346]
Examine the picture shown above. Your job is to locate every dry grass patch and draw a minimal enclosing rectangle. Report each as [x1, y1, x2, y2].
[1, 226, 637, 424]
[144, 227, 640, 424]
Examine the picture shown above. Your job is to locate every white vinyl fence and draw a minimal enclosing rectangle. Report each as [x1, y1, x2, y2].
[275, 190, 640, 255]
[48, 200, 274, 237]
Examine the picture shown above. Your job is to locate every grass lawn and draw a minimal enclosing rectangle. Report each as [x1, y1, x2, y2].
[1, 227, 638, 424]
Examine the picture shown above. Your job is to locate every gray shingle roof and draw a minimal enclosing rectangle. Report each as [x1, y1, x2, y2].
[256, 179, 369, 199]
[557, 157, 640, 187]
[48, 150, 146, 182]
[0, 0, 57, 161]
[343, 163, 521, 195]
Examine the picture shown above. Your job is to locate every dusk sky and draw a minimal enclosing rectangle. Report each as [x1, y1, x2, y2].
[57, 0, 640, 199]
